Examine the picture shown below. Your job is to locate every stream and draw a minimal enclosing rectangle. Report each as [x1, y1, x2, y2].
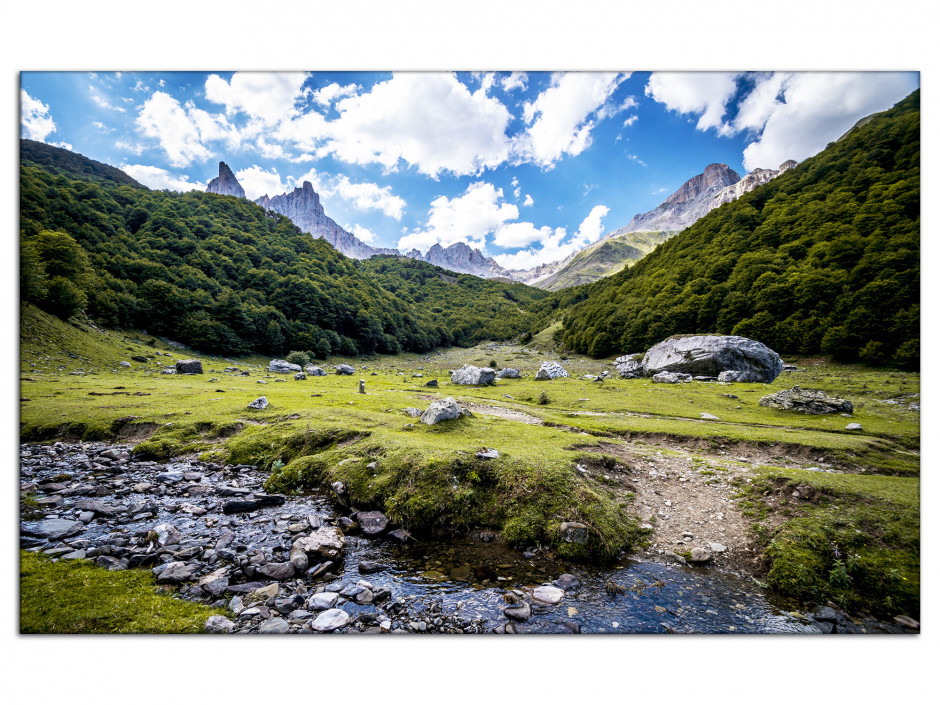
[20, 441, 906, 634]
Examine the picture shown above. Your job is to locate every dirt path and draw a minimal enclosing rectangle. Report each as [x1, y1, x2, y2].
[464, 402, 544, 425]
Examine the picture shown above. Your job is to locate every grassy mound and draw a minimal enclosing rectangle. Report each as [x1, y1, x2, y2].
[20, 551, 225, 633]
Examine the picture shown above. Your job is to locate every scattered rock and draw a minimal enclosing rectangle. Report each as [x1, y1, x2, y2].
[475, 448, 499, 459]
[504, 601, 532, 621]
[688, 547, 712, 563]
[310, 608, 350, 632]
[357, 510, 389, 535]
[175, 359, 203, 374]
[553, 573, 581, 591]
[652, 371, 690, 384]
[335, 364, 355, 375]
[420, 397, 464, 425]
[247, 396, 269, 410]
[292, 527, 345, 561]
[222, 496, 286, 514]
[424, 379, 438, 387]
[304, 365, 327, 376]
[258, 616, 291, 634]
[845, 422, 863, 431]
[759, 386, 854, 414]
[560, 521, 588, 544]
[535, 361, 568, 380]
[531, 585, 565, 605]
[151, 522, 182, 546]
[699, 412, 720, 420]
[495, 368, 521, 379]
[294, 372, 306, 381]
[893, 615, 919, 629]
[21, 518, 84, 540]
[614, 354, 644, 378]
[269, 359, 302, 374]
[450, 365, 496, 385]
[204, 615, 237, 633]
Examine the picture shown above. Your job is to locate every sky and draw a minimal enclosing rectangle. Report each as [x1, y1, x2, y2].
[21, 70, 918, 270]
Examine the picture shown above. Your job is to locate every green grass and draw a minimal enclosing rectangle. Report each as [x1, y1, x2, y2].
[20, 551, 225, 633]
[737, 467, 919, 617]
[19, 302, 920, 593]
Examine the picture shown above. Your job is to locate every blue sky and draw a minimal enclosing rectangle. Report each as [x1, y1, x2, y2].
[21, 70, 918, 270]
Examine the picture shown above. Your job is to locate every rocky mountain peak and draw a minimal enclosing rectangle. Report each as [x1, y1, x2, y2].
[661, 163, 740, 207]
[206, 162, 246, 199]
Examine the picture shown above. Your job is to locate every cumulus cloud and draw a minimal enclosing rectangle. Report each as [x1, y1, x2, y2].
[312, 82, 360, 106]
[284, 168, 406, 220]
[492, 205, 609, 270]
[501, 72, 528, 92]
[21, 90, 58, 141]
[523, 194, 534, 207]
[234, 165, 288, 200]
[645, 72, 740, 132]
[205, 72, 309, 125]
[350, 225, 377, 243]
[398, 181, 518, 252]
[121, 164, 203, 192]
[736, 72, 919, 171]
[623, 114, 638, 127]
[514, 72, 627, 168]
[313, 73, 513, 177]
[136, 92, 238, 167]
[492, 221, 554, 249]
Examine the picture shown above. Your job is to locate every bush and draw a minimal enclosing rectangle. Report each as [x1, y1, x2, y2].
[538, 391, 550, 405]
[285, 350, 311, 367]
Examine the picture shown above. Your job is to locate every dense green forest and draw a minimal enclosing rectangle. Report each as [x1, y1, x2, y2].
[21, 139, 145, 188]
[560, 91, 920, 367]
[359, 256, 548, 346]
[22, 158, 538, 358]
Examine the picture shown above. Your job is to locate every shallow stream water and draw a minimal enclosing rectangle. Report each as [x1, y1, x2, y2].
[22, 443, 904, 634]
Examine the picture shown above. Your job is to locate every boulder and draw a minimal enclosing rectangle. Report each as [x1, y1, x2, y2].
[451, 365, 496, 385]
[420, 397, 464, 425]
[424, 379, 438, 388]
[269, 359, 301, 373]
[175, 359, 203, 374]
[258, 562, 295, 580]
[614, 354, 644, 379]
[718, 370, 749, 382]
[198, 568, 230, 596]
[642, 335, 782, 383]
[689, 547, 712, 563]
[335, 364, 355, 375]
[292, 527, 345, 561]
[495, 368, 521, 379]
[247, 396, 268, 410]
[846, 423, 863, 431]
[759, 386, 854, 414]
[304, 365, 327, 376]
[131, 355, 148, 363]
[156, 561, 195, 583]
[222, 495, 286, 514]
[553, 573, 581, 591]
[535, 361, 568, 380]
[294, 372, 306, 381]
[119, 361, 131, 368]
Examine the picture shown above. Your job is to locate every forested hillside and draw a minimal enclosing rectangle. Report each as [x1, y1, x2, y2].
[20, 162, 470, 357]
[560, 90, 919, 367]
[20, 139, 145, 188]
[359, 256, 548, 346]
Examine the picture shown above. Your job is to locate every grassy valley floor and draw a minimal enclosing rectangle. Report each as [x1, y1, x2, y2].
[20, 305, 920, 620]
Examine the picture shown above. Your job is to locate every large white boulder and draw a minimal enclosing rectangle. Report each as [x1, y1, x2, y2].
[451, 365, 496, 385]
[642, 335, 783, 383]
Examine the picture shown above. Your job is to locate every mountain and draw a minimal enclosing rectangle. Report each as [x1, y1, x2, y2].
[255, 181, 398, 260]
[617, 163, 741, 233]
[558, 90, 920, 366]
[534, 231, 673, 291]
[708, 160, 797, 210]
[404, 241, 514, 279]
[204, 163, 397, 260]
[20, 139, 145, 189]
[206, 161, 246, 198]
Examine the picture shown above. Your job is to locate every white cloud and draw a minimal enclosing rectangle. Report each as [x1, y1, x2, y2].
[737, 72, 919, 171]
[492, 221, 554, 248]
[235, 166, 288, 200]
[205, 72, 309, 125]
[627, 153, 647, 167]
[90, 85, 126, 112]
[492, 205, 608, 270]
[523, 194, 534, 207]
[121, 164, 203, 192]
[115, 140, 146, 156]
[645, 72, 740, 131]
[623, 114, 638, 127]
[329, 176, 406, 220]
[398, 181, 518, 252]
[135, 91, 237, 167]
[21, 90, 58, 141]
[315, 73, 513, 176]
[312, 82, 360, 106]
[350, 224, 377, 243]
[501, 72, 528, 92]
[514, 72, 627, 168]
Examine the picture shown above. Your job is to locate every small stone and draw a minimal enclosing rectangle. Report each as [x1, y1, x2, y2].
[504, 601, 532, 621]
[845, 423, 863, 431]
[204, 615, 237, 633]
[247, 396, 269, 410]
[311, 608, 350, 632]
[531, 585, 564, 605]
[258, 617, 290, 634]
[689, 547, 711, 563]
[307, 592, 339, 611]
[553, 573, 581, 591]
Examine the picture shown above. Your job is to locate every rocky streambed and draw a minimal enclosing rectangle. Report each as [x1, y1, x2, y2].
[19, 442, 913, 634]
